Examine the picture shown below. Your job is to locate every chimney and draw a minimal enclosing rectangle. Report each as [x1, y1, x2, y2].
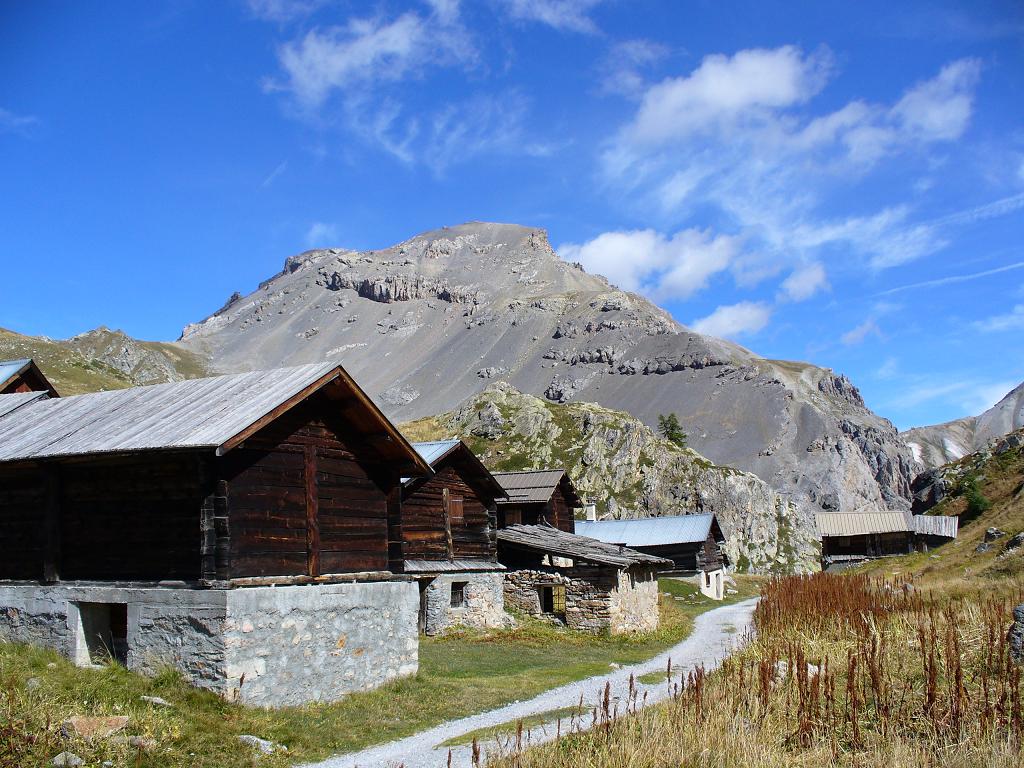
[584, 501, 597, 521]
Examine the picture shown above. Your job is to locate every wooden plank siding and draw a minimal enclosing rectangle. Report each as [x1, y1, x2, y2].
[221, 395, 394, 579]
[400, 463, 497, 565]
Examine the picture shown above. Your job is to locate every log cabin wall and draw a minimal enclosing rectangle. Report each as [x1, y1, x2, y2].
[698, 531, 725, 571]
[0, 465, 46, 579]
[547, 480, 577, 533]
[401, 462, 496, 563]
[220, 394, 394, 579]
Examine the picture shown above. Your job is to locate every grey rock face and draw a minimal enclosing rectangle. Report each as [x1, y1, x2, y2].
[904, 381, 1024, 469]
[1010, 604, 1024, 665]
[178, 222, 917, 548]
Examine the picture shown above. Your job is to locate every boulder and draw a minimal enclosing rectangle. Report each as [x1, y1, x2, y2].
[51, 753, 83, 767]
[1010, 604, 1024, 665]
[61, 716, 130, 740]
[985, 527, 1006, 542]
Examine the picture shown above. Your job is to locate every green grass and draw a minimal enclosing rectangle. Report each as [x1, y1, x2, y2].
[0, 577, 760, 767]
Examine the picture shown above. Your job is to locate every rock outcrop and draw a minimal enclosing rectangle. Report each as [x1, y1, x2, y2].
[178, 222, 917, 554]
[403, 382, 815, 572]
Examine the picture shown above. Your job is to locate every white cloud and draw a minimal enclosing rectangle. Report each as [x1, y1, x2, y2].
[690, 301, 772, 338]
[305, 221, 337, 247]
[778, 262, 828, 302]
[0, 107, 38, 135]
[621, 46, 831, 147]
[500, 0, 605, 34]
[840, 319, 882, 346]
[558, 228, 740, 300]
[246, 0, 325, 22]
[260, 160, 288, 188]
[974, 304, 1024, 332]
[603, 51, 985, 273]
[962, 381, 1016, 414]
[599, 39, 669, 97]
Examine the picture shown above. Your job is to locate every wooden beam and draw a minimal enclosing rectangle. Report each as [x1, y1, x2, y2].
[304, 445, 320, 578]
[42, 464, 61, 583]
[442, 487, 454, 560]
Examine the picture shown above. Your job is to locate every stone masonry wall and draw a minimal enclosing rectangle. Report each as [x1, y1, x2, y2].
[224, 581, 419, 706]
[504, 567, 618, 634]
[609, 567, 660, 633]
[0, 581, 419, 707]
[420, 572, 509, 636]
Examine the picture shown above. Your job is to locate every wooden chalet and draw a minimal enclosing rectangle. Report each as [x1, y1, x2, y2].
[0, 358, 59, 396]
[575, 513, 729, 599]
[816, 511, 958, 572]
[401, 440, 510, 634]
[492, 469, 582, 532]
[0, 362, 432, 706]
[497, 523, 671, 634]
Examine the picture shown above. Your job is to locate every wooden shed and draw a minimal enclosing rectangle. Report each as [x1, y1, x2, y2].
[816, 510, 958, 571]
[0, 358, 59, 397]
[0, 362, 431, 706]
[575, 514, 729, 599]
[497, 523, 671, 634]
[492, 469, 582, 532]
[401, 440, 510, 634]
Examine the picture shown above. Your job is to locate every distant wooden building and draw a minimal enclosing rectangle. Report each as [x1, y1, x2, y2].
[497, 523, 671, 634]
[401, 440, 509, 635]
[492, 469, 582, 531]
[0, 362, 432, 706]
[575, 514, 729, 599]
[0, 358, 59, 396]
[816, 511, 958, 572]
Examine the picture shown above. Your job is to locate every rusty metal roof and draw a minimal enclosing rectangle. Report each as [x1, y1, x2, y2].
[497, 523, 671, 569]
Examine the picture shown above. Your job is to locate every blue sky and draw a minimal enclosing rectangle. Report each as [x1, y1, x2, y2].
[1, 0, 1023, 430]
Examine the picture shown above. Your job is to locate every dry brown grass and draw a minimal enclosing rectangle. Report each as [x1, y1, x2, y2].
[487, 573, 1024, 768]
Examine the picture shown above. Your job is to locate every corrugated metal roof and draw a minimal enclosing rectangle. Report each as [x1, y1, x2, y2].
[497, 523, 672, 568]
[574, 514, 716, 546]
[0, 359, 31, 387]
[411, 440, 461, 466]
[0, 391, 50, 420]
[0, 363, 430, 474]
[816, 511, 912, 537]
[493, 469, 572, 504]
[403, 559, 505, 573]
[912, 515, 959, 539]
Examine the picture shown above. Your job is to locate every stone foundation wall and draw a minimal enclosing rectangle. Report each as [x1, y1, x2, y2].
[0, 580, 418, 707]
[610, 567, 660, 633]
[419, 572, 509, 636]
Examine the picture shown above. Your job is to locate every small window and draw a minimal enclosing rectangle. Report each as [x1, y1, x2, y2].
[448, 495, 464, 525]
[705, 571, 712, 588]
[538, 585, 566, 617]
[76, 602, 128, 666]
[451, 581, 468, 608]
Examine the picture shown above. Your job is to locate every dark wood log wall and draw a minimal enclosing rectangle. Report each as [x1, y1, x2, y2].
[0, 466, 46, 579]
[547, 480, 576, 533]
[401, 463, 496, 562]
[221, 396, 393, 578]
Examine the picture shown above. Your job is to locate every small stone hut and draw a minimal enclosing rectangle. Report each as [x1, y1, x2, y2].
[492, 469, 582, 531]
[0, 362, 433, 706]
[497, 523, 671, 634]
[817, 511, 958, 571]
[575, 514, 729, 599]
[402, 440, 510, 635]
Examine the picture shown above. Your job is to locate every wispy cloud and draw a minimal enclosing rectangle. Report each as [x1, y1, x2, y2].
[499, 0, 606, 34]
[840, 319, 882, 346]
[974, 304, 1024, 333]
[878, 259, 1024, 296]
[777, 262, 828, 302]
[305, 221, 337, 247]
[246, 0, 325, 23]
[260, 160, 288, 188]
[0, 107, 39, 136]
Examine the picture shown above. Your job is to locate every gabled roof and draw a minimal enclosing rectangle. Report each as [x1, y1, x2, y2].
[0, 362, 431, 476]
[404, 439, 506, 499]
[0, 391, 50, 419]
[492, 469, 583, 507]
[574, 514, 725, 547]
[0, 358, 59, 397]
[816, 511, 911, 537]
[497, 523, 672, 569]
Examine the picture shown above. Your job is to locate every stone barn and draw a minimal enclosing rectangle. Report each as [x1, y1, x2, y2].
[817, 511, 958, 571]
[401, 440, 510, 635]
[492, 469, 582, 531]
[0, 362, 433, 707]
[575, 514, 730, 599]
[496, 523, 671, 634]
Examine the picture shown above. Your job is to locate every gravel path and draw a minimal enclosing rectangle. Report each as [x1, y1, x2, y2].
[299, 597, 757, 768]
